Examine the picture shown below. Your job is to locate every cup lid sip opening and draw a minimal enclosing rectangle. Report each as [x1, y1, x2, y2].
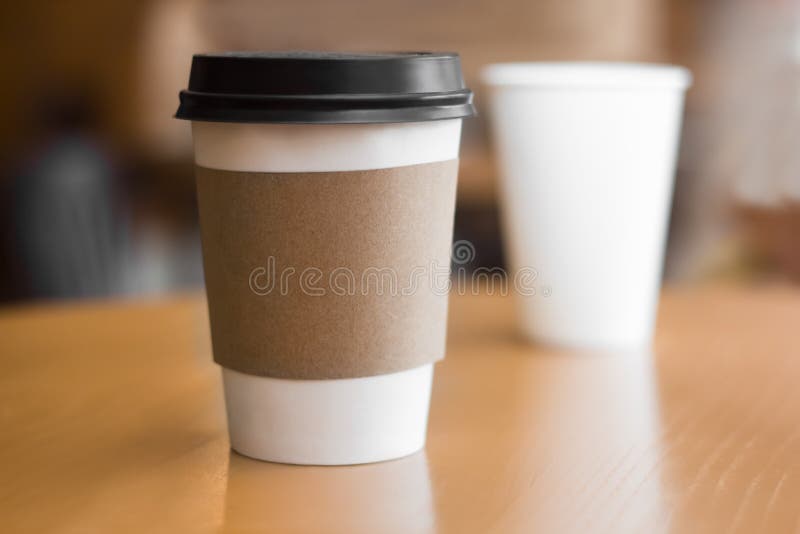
[176, 51, 476, 124]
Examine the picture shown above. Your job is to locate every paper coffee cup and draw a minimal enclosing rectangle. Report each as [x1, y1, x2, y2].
[482, 62, 691, 351]
[177, 52, 474, 464]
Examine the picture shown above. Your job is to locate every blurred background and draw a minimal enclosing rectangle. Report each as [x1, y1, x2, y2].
[1, 0, 799, 303]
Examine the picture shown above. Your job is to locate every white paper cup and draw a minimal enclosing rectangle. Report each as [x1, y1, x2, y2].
[482, 63, 691, 351]
[193, 119, 462, 464]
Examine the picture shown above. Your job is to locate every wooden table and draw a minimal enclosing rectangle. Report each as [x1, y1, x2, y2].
[1, 286, 799, 533]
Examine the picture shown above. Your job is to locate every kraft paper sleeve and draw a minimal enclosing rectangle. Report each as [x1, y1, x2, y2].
[195, 160, 459, 380]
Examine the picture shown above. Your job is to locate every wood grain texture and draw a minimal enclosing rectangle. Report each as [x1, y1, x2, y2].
[1, 285, 799, 533]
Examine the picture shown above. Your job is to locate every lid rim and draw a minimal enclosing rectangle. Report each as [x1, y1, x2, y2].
[179, 88, 473, 101]
[176, 103, 476, 124]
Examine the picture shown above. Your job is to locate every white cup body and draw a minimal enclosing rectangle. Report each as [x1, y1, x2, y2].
[483, 63, 691, 351]
[192, 119, 462, 464]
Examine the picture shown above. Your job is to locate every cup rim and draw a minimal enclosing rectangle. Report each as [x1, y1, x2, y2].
[481, 61, 692, 90]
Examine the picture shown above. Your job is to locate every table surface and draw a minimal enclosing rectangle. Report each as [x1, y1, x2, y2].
[1, 286, 800, 533]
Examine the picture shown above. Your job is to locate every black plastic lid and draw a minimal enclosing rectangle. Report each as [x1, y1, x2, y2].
[175, 51, 475, 124]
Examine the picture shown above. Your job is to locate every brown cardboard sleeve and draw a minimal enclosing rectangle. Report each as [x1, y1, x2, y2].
[195, 160, 458, 380]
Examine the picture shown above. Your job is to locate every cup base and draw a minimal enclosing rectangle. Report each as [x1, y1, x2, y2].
[520, 326, 652, 354]
[221, 364, 434, 465]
